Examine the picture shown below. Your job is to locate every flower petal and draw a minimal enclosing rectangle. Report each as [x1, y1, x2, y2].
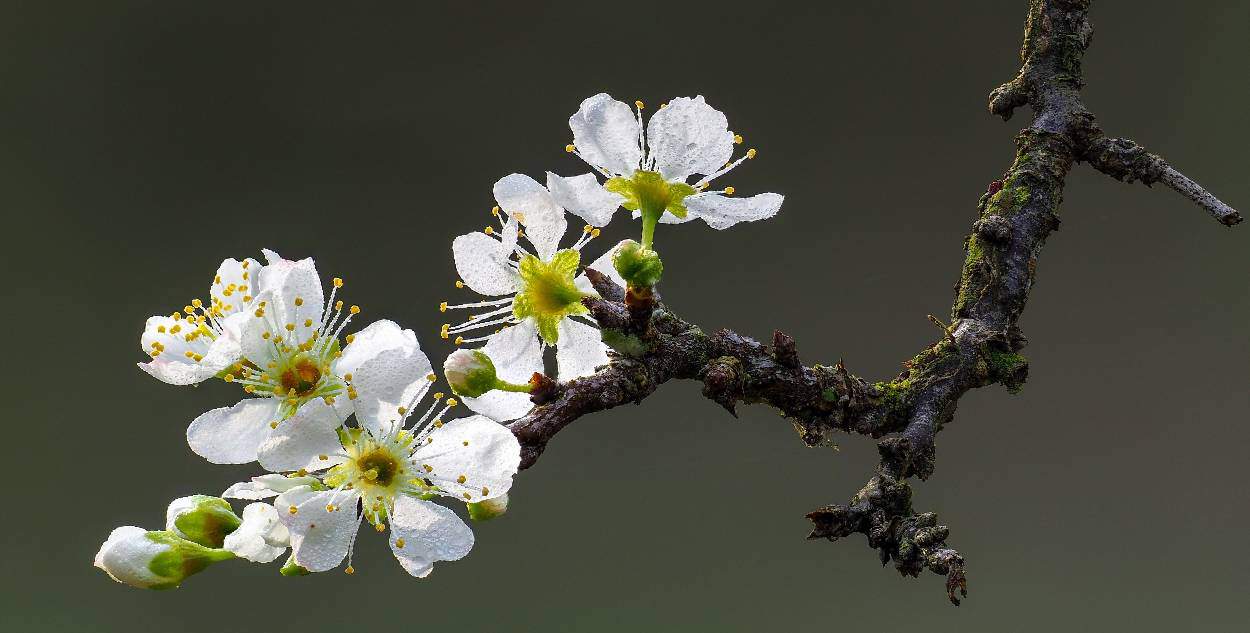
[256, 251, 324, 343]
[335, 319, 423, 380]
[460, 320, 543, 421]
[555, 318, 609, 381]
[684, 192, 784, 230]
[415, 414, 521, 503]
[387, 496, 475, 578]
[257, 399, 348, 472]
[224, 503, 289, 563]
[276, 487, 360, 573]
[645, 95, 734, 182]
[210, 257, 262, 317]
[186, 398, 281, 464]
[569, 93, 642, 177]
[351, 347, 432, 435]
[223, 474, 320, 500]
[546, 172, 624, 227]
[574, 239, 629, 295]
[137, 315, 224, 386]
[493, 173, 567, 261]
[452, 231, 521, 297]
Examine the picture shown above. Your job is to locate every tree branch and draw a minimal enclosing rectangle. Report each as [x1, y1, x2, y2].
[508, 0, 1240, 605]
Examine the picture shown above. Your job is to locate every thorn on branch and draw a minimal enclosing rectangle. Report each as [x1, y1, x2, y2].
[583, 267, 625, 302]
[528, 372, 560, 405]
[771, 330, 800, 369]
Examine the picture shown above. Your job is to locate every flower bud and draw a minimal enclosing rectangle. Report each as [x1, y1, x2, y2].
[165, 495, 241, 548]
[466, 493, 509, 522]
[94, 527, 233, 590]
[612, 240, 663, 288]
[223, 503, 290, 563]
[444, 349, 499, 398]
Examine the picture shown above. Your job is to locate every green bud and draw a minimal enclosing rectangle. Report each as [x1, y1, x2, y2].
[95, 527, 233, 590]
[466, 493, 509, 521]
[444, 349, 499, 398]
[165, 495, 241, 548]
[612, 240, 664, 288]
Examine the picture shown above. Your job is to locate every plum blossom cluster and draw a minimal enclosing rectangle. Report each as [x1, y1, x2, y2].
[96, 94, 783, 590]
[97, 250, 520, 588]
[441, 93, 783, 420]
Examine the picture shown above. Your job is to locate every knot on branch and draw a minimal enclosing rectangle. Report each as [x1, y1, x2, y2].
[701, 356, 744, 416]
[877, 436, 936, 479]
[807, 474, 966, 605]
[988, 76, 1030, 121]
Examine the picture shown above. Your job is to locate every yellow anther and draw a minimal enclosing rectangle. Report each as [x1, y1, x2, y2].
[214, 275, 222, 284]
[345, 334, 355, 344]
[457, 475, 467, 484]
[334, 300, 344, 311]
[325, 504, 335, 512]
[323, 396, 335, 405]
[433, 419, 443, 428]
[481, 487, 490, 495]
[591, 228, 601, 237]
[288, 506, 298, 515]
[297, 469, 308, 476]
[254, 308, 265, 317]
[184, 351, 195, 358]
[244, 385, 256, 393]
[285, 323, 296, 331]
[447, 398, 459, 407]
[191, 298, 203, 308]
[333, 277, 344, 288]
[635, 99, 644, 109]
[347, 387, 358, 400]
[172, 311, 182, 320]
[318, 454, 328, 461]
[344, 566, 355, 575]
[157, 325, 166, 333]
[490, 206, 500, 216]
[423, 464, 433, 473]
[724, 186, 736, 195]
[397, 406, 407, 415]
[243, 295, 252, 302]
[433, 392, 445, 400]
[733, 134, 744, 144]
[395, 538, 405, 548]
[513, 211, 526, 223]
[223, 373, 234, 382]
[241, 260, 250, 269]
[262, 331, 271, 340]
[439, 301, 448, 312]
[583, 224, 592, 233]
[349, 305, 361, 315]
[462, 493, 471, 500]
[184, 305, 194, 314]
[484, 226, 495, 235]
[455, 280, 465, 289]
[454, 336, 464, 345]
[746, 148, 757, 159]
[564, 143, 576, 153]
[294, 297, 304, 306]
[426, 373, 436, 382]
[193, 354, 203, 362]
[462, 440, 469, 446]
[304, 318, 313, 327]
[344, 373, 353, 382]
[375, 523, 386, 533]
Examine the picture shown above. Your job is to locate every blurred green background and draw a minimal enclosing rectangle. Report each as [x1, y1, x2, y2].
[2, 1, 1247, 630]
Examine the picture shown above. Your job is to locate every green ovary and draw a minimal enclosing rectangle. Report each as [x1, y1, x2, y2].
[512, 249, 589, 345]
[605, 170, 697, 249]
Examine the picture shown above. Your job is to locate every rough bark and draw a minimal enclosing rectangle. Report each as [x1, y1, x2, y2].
[508, 0, 1240, 605]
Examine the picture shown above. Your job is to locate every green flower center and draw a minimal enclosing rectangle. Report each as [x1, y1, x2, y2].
[512, 249, 588, 344]
[605, 170, 697, 249]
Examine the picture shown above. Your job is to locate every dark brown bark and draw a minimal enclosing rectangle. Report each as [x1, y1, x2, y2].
[508, 0, 1239, 605]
